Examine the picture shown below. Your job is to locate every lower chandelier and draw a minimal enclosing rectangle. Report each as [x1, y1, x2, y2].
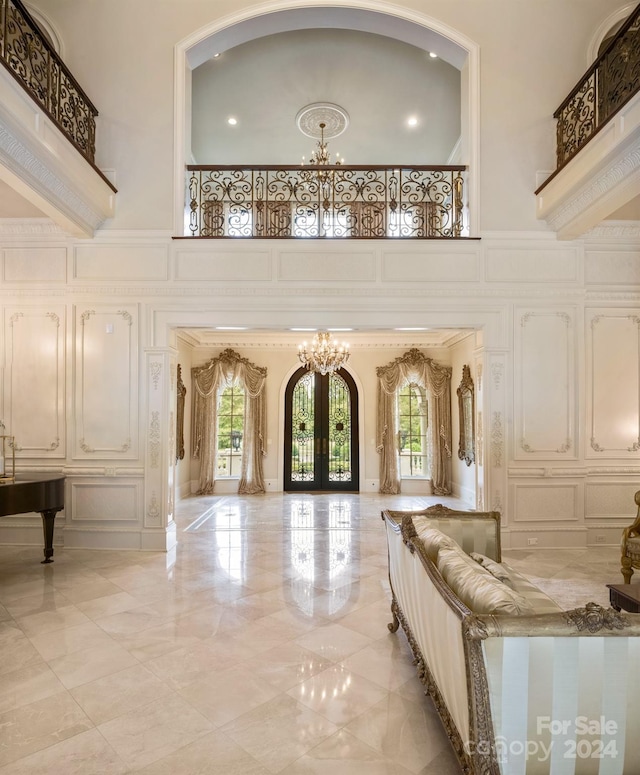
[298, 331, 350, 375]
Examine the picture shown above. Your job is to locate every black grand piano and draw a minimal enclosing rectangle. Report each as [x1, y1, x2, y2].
[0, 474, 65, 563]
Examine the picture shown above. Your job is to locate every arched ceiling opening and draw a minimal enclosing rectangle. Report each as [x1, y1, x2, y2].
[191, 28, 461, 165]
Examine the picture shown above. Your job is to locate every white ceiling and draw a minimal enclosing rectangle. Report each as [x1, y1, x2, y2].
[191, 28, 461, 166]
[0, 179, 44, 217]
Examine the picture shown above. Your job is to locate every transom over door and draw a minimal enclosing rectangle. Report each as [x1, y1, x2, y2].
[284, 367, 359, 492]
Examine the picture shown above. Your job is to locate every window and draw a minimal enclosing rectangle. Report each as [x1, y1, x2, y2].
[216, 383, 244, 477]
[397, 381, 429, 477]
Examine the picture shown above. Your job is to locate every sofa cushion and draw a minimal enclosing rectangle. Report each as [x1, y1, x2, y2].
[437, 546, 535, 615]
[500, 563, 563, 614]
[470, 552, 514, 587]
[411, 517, 459, 562]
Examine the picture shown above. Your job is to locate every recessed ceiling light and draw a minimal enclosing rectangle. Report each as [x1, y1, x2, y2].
[328, 328, 353, 332]
[213, 53, 221, 59]
[290, 327, 317, 332]
[429, 51, 438, 59]
[227, 117, 237, 126]
[395, 327, 428, 331]
[407, 116, 418, 127]
[215, 326, 247, 331]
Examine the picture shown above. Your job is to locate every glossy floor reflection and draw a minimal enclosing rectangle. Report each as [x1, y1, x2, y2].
[0, 493, 625, 773]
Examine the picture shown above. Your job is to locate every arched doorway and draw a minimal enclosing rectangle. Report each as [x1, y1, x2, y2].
[284, 366, 359, 492]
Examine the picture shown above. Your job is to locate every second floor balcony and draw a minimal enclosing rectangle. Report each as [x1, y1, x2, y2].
[186, 165, 467, 240]
[536, 2, 640, 238]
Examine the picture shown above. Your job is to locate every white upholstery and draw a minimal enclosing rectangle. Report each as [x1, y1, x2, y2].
[383, 508, 640, 775]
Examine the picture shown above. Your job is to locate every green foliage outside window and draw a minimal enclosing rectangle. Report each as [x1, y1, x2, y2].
[397, 382, 428, 476]
[217, 384, 244, 476]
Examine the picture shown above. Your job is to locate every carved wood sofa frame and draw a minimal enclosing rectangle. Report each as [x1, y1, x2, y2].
[382, 504, 640, 775]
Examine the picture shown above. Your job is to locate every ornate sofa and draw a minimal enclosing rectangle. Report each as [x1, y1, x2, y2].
[382, 505, 640, 775]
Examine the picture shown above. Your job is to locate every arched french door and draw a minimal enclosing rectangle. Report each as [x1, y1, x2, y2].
[284, 367, 359, 492]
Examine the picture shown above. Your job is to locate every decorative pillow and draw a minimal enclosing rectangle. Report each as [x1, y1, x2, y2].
[470, 552, 514, 588]
[437, 546, 535, 616]
[411, 520, 458, 562]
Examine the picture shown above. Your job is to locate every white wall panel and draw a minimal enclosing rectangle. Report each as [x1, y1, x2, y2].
[513, 484, 579, 521]
[70, 481, 139, 522]
[175, 249, 271, 281]
[585, 483, 639, 519]
[279, 250, 376, 282]
[3, 247, 66, 283]
[514, 309, 575, 459]
[585, 249, 640, 286]
[74, 305, 138, 458]
[587, 311, 640, 457]
[74, 245, 169, 280]
[382, 251, 478, 282]
[486, 247, 579, 283]
[4, 307, 65, 457]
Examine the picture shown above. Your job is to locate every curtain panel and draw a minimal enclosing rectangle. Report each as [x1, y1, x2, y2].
[376, 348, 452, 495]
[191, 348, 267, 494]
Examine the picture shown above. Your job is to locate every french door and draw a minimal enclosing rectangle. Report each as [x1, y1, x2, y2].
[284, 367, 359, 491]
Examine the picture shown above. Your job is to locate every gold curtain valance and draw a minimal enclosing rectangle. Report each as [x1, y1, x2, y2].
[192, 348, 267, 495]
[376, 348, 452, 495]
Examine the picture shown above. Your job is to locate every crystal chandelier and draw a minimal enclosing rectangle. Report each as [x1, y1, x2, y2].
[298, 331, 350, 375]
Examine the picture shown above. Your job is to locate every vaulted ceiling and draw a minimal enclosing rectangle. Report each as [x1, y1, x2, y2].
[191, 28, 461, 166]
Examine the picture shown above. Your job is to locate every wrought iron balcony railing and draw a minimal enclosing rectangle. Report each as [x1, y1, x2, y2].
[550, 2, 640, 175]
[187, 165, 467, 239]
[0, 0, 97, 164]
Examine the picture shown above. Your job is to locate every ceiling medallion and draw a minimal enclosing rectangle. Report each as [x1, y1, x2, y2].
[296, 103, 349, 140]
[298, 331, 350, 375]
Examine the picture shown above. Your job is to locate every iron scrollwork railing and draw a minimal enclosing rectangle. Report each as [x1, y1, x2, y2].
[0, 0, 97, 163]
[553, 3, 640, 171]
[187, 165, 466, 239]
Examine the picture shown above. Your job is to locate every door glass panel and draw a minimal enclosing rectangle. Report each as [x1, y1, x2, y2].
[290, 371, 316, 482]
[328, 372, 352, 482]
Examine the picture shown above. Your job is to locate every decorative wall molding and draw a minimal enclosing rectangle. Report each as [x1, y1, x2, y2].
[516, 309, 576, 459]
[4, 306, 65, 456]
[586, 221, 640, 239]
[0, 218, 65, 235]
[75, 306, 138, 458]
[588, 311, 640, 456]
[491, 412, 503, 468]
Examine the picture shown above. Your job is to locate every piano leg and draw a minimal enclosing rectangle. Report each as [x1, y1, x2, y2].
[40, 508, 60, 564]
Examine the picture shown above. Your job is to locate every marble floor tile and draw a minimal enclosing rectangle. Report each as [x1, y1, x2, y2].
[70, 663, 174, 725]
[47, 640, 139, 689]
[221, 693, 339, 772]
[2, 492, 625, 774]
[0, 729, 128, 775]
[135, 729, 271, 775]
[97, 692, 213, 769]
[0, 692, 93, 767]
[287, 664, 389, 726]
[0, 662, 65, 714]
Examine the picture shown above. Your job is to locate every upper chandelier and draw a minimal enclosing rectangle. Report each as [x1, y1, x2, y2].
[297, 102, 348, 168]
[303, 122, 343, 167]
[298, 332, 350, 375]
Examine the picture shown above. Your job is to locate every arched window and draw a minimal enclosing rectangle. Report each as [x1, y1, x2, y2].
[377, 348, 452, 495]
[192, 348, 267, 494]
